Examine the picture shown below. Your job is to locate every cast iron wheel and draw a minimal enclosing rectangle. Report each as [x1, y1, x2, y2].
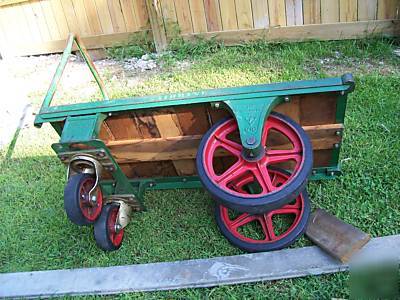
[215, 168, 311, 252]
[94, 203, 124, 251]
[64, 173, 103, 226]
[196, 111, 312, 214]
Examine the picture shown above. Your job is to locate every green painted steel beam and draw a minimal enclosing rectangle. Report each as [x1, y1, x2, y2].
[34, 75, 354, 126]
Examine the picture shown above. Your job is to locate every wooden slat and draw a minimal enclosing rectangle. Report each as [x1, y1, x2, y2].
[160, 0, 176, 37]
[20, 1, 43, 42]
[145, 0, 167, 51]
[0, 0, 28, 7]
[105, 124, 343, 163]
[72, 0, 92, 36]
[5, 3, 32, 43]
[84, 0, 103, 34]
[204, 0, 222, 31]
[174, 0, 193, 33]
[183, 20, 400, 44]
[132, 0, 149, 29]
[30, 0, 52, 41]
[268, 0, 286, 26]
[219, 0, 237, 30]
[339, 0, 357, 22]
[40, 0, 61, 40]
[358, 0, 377, 20]
[153, 110, 197, 175]
[60, 0, 81, 34]
[377, 0, 399, 20]
[107, 0, 127, 32]
[188, 0, 207, 32]
[303, 0, 321, 24]
[49, 0, 70, 39]
[251, 0, 269, 28]
[94, 0, 114, 34]
[120, 0, 138, 32]
[236, 0, 253, 29]
[321, 0, 339, 23]
[286, 0, 303, 26]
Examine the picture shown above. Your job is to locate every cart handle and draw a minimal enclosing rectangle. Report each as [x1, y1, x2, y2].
[39, 33, 109, 113]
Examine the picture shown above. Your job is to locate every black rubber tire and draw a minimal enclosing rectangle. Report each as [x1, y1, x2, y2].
[215, 185, 311, 253]
[94, 204, 124, 251]
[64, 173, 99, 226]
[196, 111, 313, 214]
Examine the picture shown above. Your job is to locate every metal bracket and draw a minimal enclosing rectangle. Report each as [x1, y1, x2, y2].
[105, 196, 139, 230]
[223, 96, 283, 160]
[67, 154, 103, 202]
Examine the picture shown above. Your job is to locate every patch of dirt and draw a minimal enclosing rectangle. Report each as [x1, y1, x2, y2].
[304, 51, 399, 77]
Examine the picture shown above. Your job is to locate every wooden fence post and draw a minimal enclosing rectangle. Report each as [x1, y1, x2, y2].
[145, 0, 168, 52]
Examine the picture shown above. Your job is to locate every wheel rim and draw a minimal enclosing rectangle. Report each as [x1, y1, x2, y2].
[107, 207, 124, 247]
[219, 169, 304, 244]
[203, 114, 304, 198]
[78, 177, 103, 221]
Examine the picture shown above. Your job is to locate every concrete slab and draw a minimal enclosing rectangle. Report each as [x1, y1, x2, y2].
[1, 235, 399, 298]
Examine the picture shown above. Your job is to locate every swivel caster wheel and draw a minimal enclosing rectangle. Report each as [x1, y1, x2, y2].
[215, 168, 311, 252]
[197, 112, 313, 214]
[94, 203, 124, 251]
[64, 173, 103, 226]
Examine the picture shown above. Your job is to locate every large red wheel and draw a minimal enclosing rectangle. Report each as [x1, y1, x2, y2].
[215, 168, 310, 252]
[64, 173, 103, 226]
[196, 112, 312, 214]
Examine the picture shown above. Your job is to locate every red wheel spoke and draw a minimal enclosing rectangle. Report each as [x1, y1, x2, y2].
[258, 214, 276, 241]
[216, 160, 246, 186]
[267, 149, 301, 165]
[253, 164, 275, 193]
[214, 135, 242, 157]
[272, 207, 300, 216]
[261, 124, 272, 145]
[230, 213, 255, 228]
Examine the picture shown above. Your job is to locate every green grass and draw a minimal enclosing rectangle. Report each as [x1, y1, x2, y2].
[0, 38, 399, 299]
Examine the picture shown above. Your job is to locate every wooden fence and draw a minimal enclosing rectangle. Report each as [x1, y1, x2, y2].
[0, 0, 399, 57]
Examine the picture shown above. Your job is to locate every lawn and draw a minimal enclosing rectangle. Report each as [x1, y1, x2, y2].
[0, 37, 399, 299]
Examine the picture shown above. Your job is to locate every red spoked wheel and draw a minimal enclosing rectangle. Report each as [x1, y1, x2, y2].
[64, 173, 103, 226]
[94, 204, 124, 251]
[196, 112, 312, 214]
[215, 168, 310, 252]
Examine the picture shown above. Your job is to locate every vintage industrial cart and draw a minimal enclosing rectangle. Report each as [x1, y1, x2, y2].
[34, 35, 354, 251]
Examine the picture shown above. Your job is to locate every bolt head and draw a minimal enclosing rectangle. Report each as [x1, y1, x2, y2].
[335, 131, 341, 136]
[334, 143, 340, 149]
[108, 112, 112, 117]
[340, 91, 345, 95]
[214, 102, 220, 108]
[284, 96, 290, 102]
[312, 170, 317, 175]
[115, 224, 122, 231]
[330, 171, 335, 176]
[97, 152, 105, 157]
[246, 136, 256, 145]
[91, 195, 97, 202]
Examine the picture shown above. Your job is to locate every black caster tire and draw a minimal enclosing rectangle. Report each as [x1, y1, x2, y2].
[196, 112, 313, 214]
[94, 203, 124, 251]
[215, 168, 311, 252]
[64, 173, 103, 226]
